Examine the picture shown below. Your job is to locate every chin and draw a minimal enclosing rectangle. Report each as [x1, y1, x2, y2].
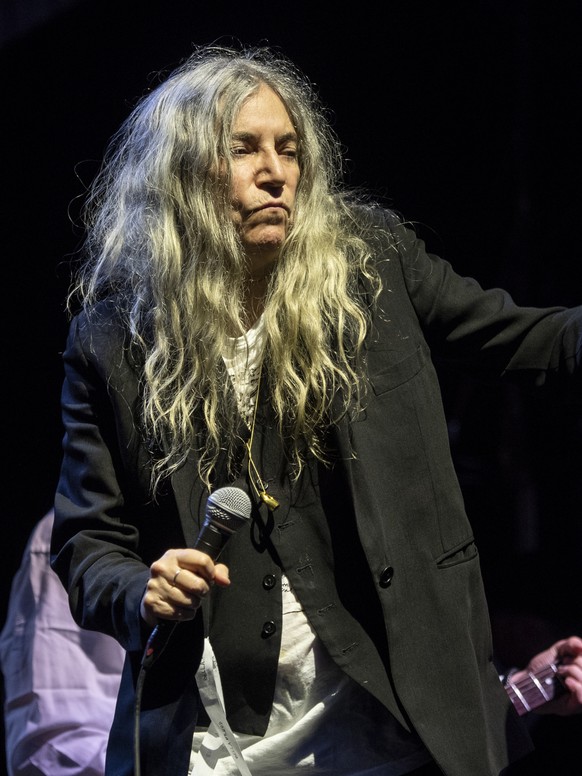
[244, 235, 285, 260]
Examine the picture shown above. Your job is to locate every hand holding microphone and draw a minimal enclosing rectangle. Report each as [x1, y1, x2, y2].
[141, 486, 252, 668]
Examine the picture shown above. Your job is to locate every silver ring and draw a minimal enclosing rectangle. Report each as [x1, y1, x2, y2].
[172, 569, 183, 586]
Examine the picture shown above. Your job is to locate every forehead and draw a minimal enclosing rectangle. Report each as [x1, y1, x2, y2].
[233, 84, 295, 132]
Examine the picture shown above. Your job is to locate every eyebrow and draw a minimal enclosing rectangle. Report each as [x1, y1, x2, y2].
[231, 131, 298, 144]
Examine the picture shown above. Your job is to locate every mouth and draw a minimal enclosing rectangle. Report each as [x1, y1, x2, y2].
[255, 202, 290, 215]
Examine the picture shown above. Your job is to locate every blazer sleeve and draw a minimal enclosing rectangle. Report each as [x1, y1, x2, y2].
[51, 310, 154, 653]
[385, 216, 582, 386]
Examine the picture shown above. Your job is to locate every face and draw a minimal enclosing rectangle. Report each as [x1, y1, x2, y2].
[228, 84, 300, 274]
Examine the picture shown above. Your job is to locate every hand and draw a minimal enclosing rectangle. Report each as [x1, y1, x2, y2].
[139, 548, 230, 628]
[513, 636, 582, 716]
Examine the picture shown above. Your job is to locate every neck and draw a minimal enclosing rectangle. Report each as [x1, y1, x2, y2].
[244, 266, 273, 329]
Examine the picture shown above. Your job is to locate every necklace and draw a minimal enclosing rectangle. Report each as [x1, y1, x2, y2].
[223, 317, 279, 510]
[245, 367, 279, 511]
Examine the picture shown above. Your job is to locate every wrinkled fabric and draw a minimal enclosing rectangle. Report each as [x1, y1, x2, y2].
[0, 511, 125, 776]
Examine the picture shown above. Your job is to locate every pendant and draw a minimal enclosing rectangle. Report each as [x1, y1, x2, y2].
[260, 490, 280, 510]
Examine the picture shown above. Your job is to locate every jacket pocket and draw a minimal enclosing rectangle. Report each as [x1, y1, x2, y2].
[436, 537, 478, 568]
[368, 345, 427, 395]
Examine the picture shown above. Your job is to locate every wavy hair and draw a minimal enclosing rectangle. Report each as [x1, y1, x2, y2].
[70, 44, 384, 492]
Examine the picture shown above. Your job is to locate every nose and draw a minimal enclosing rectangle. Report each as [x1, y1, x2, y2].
[256, 149, 286, 186]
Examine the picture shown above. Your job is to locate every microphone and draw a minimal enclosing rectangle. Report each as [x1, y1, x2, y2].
[192, 486, 253, 560]
[141, 486, 252, 668]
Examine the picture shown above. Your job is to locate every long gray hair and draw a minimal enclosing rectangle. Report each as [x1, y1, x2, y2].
[70, 45, 383, 492]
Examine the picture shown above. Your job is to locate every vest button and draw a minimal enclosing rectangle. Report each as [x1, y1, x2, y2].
[262, 574, 276, 590]
[261, 621, 277, 638]
[379, 566, 394, 588]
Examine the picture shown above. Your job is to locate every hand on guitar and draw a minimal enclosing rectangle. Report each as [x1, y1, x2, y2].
[506, 635, 582, 717]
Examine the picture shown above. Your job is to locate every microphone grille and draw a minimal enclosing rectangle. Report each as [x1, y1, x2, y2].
[208, 486, 252, 520]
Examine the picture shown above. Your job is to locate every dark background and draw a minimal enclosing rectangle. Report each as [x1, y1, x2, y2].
[1, 0, 581, 773]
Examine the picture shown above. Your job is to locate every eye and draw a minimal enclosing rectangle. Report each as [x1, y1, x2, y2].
[279, 143, 298, 159]
[231, 145, 251, 157]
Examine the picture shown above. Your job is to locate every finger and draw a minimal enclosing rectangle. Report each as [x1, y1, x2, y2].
[558, 636, 582, 659]
[169, 567, 215, 604]
[174, 549, 217, 580]
[214, 562, 231, 587]
[559, 660, 582, 684]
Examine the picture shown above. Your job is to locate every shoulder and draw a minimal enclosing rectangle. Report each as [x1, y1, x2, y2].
[343, 202, 432, 286]
[345, 200, 404, 234]
[345, 201, 422, 259]
[28, 510, 55, 554]
[71, 297, 130, 343]
[67, 297, 138, 361]
[64, 297, 143, 387]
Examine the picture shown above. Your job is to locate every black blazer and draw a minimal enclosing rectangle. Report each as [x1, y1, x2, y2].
[51, 208, 582, 775]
